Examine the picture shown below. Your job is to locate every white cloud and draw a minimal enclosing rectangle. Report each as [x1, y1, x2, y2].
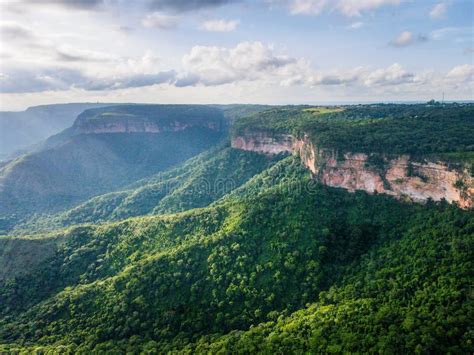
[0, 67, 176, 93]
[141, 12, 179, 29]
[55, 45, 116, 63]
[287, 0, 328, 15]
[177, 41, 304, 86]
[389, 31, 413, 46]
[12, 0, 105, 11]
[364, 63, 416, 86]
[346, 21, 364, 30]
[148, 0, 240, 13]
[310, 67, 364, 86]
[176, 42, 429, 90]
[389, 31, 428, 47]
[199, 19, 239, 32]
[446, 64, 474, 83]
[430, 26, 471, 41]
[273, 0, 404, 17]
[0, 22, 34, 41]
[429, 2, 449, 19]
[1, 36, 472, 104]
[336, 0, 403, 17]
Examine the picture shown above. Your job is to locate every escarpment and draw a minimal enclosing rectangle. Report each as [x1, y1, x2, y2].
[232, 132, 473, 208]
[72, 104, 225, 134]
[74, 116, 223, 134]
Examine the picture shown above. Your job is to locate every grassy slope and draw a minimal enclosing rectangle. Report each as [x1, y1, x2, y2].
[1, 157, 472, 353]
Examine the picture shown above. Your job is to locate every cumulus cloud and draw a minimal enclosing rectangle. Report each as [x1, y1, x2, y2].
[1, 39, 471, 96]
[0, 67, 176, 93]
[284, 0, 328, 15]
[19, 0, 105, 10]
[429, 2, 449, 19]
[269, 0, 404, 17]
[83, 71, 176, 90]
[446, 64, 474, 83]
[142, 12, 179, 29]
[0, 68, 85, 93]
[336, 0, 403, 17]
[176, 41, 303, 86]
[175, 42, 426, 90]
[304, 68, 364, 86]
[55, 46, 116, 63]
[389, 31, 427, 47]
[364, 63, 416, 86]
[0, 22, 34, 41]
[389, 31, 413, 46]
[148, 0, 240, 13]
[200, 19, 239, 32]
[0, 21, 121, 67]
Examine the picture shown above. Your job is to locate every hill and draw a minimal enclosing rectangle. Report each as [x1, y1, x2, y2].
[0, 105, 226, 228]
[232, 103, 474, 208]
[0, 156, 472, 353]
[9, 146, 282, 235]
[0, 103, 472, 353]
[0, 103, 116, 161]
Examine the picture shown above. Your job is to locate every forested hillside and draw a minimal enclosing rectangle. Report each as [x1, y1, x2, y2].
[0, 103, 472, 353]
[234, 103, 474, 157]
[0, 155, 472, 353]
[0, 103, 115, 160]
[10, 146, 282, 235]
[0, 105, 226, 232]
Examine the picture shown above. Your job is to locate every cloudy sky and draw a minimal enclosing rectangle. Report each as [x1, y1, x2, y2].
[0, 0, 472, 110]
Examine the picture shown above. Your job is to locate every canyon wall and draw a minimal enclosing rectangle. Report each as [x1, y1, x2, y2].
[74, 117, 222, 134]
[232, 133, 473, 209]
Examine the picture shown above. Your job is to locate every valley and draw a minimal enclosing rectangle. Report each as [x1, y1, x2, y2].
[0, 103, 472, 353]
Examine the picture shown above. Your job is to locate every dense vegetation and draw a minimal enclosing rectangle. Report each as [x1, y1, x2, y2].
[0, 103, 114, 160]
[11, 146, 281, 234]
[0, 156, 472, 353]
[233, 103, 474, 156]
[0, 127, 224, 230]
[74, 104, 225, 130]
[0, 103, 472, 353]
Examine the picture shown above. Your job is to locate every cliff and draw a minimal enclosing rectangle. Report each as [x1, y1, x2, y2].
[74, 115, 223, 134]
[232, 132, 473, 209]
[72, 104, 225, 134]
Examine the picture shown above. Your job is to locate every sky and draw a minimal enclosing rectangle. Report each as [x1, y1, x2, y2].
[0, 0, 472, 110]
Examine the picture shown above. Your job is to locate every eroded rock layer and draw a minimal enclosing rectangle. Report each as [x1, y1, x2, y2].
[232, 132, 473, 208]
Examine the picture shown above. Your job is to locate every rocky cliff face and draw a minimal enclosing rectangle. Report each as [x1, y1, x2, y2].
[231, 133, 293, 154]
[232, 133, 473, 209]
[74, 117, 222, 134]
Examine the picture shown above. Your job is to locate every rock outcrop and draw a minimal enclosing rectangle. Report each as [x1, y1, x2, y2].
[232, 132, 473, 209]
[71, 105, 225, 135]
[73, 116, 222, 134]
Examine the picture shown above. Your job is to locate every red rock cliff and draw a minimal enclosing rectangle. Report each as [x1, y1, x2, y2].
[232, 132, 473, 209]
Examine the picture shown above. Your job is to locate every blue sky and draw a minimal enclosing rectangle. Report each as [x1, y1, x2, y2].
[0, 0, 472, 110]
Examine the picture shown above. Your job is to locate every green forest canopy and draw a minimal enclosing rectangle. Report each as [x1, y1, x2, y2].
[233, 103, 474, 157]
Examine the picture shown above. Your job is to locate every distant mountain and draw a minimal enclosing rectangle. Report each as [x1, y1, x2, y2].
[0, 105, 225, 227]
[0, 103, 117, 160]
